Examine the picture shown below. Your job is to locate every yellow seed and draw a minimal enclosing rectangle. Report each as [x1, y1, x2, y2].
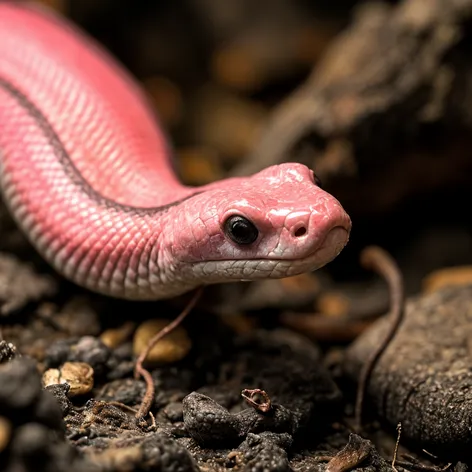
[133, 319, 191, 364]
[42, 362, 94, 397]
[0, 417, 11, 452]
[42, 368, 61, 387]
[100, 322, 135, 349]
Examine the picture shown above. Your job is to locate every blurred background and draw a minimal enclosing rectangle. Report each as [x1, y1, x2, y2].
[23, 0, 472, 326]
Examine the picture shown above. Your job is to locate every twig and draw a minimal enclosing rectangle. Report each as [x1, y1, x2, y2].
[392, 422, 402, 472]
[400, 452, 452, 472]
[106, 401, 138, 414]
[395, 460, 452, 472]
[354, 246, 405, 431]
[422, 450, 439, 460]
[134, 287, 203, 421]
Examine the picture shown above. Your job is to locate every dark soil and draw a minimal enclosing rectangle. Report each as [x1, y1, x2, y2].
[1, 0, 472, 471]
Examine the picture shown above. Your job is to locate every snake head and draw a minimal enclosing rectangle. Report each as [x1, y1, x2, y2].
[163, 163, 351, 293]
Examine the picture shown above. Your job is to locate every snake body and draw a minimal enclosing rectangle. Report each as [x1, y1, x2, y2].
[0, 3, 351, 300]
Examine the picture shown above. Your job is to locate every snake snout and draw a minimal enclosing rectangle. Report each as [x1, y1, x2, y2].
[282, 202, 351, 258]
[308, 202, 352, 266]
[318, 225, 350, 257]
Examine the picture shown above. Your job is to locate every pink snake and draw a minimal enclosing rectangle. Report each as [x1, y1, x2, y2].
[0, 3, 351, 300]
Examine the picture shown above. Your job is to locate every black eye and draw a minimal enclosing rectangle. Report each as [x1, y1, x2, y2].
[224, 215, 258, 245]
[314, 174, 322, 188]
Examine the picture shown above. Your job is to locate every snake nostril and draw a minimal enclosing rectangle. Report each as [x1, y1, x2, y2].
[294, 226, 307, 238]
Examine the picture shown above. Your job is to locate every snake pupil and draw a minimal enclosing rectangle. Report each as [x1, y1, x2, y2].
[224, 216, 258, 245]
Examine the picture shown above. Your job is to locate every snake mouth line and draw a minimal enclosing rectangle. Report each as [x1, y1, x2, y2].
[194, 226, 350, 277]
[268, 225, 350, 264]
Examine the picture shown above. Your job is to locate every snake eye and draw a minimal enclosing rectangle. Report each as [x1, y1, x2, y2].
[224, 215, 258, 245]
[314, 174, 322, 188]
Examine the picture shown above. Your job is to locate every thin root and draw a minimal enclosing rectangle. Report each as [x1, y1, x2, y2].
[354, 246, 405, 432]
[134, 287, 203, 421]
[395, 460, 453, 472]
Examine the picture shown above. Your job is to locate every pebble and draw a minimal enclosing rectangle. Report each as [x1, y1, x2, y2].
[42, 362, 94, 397]
[0, 358, 93, 471]
[133, 319, 192, 364]
[44, 384, 72, 416]
[90, 433, 199, 472]
[0, 359, 42, 412]
[183, 392, 242, 447]
[45, 336, 111, 377]
[183, 391, 298, 448]
[236, 432, 292, 472]
[72, 336, 110, 376]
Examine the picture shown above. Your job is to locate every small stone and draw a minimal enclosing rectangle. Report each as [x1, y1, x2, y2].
[43, 362, 94, 397]
[183, 391, 299, 448]
[96, 378, 145, 406]
[0, 358, 64, 433]
[44, 338, 77, 367]
[162, 401, 184, 422]
[236, 432, 291, 472]
[11, 423, 56, 460]
[0, 359, 41, 413]
[33, 387, 67, 432]
[44, 384, 72, 416]
[9, 423, 75, 470]
[183, 392, 241, 447]
[133, 319, 191, 364]
[72, 337, 110, 377]
[9, 421, 93, 471]
[45, 336, 111, 377]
